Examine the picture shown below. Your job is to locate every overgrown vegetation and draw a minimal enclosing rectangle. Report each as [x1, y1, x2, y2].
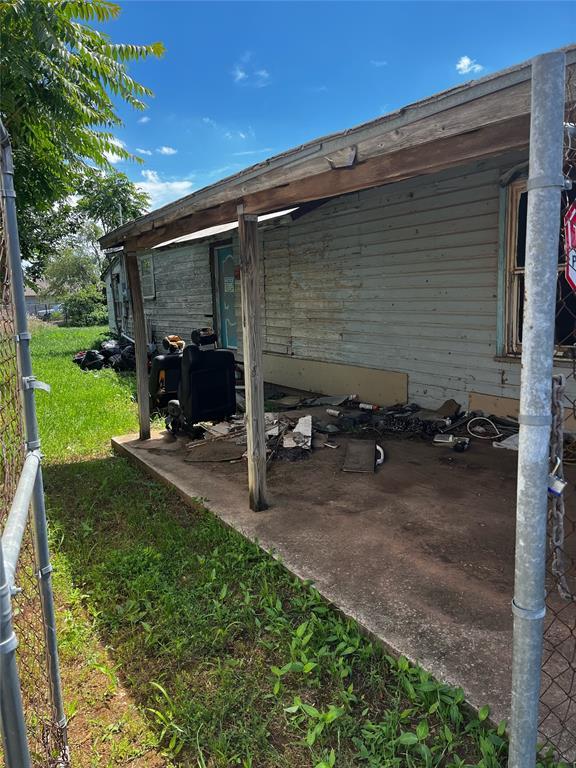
[33, 326, 563, 767]
[0, 0, 162, 276]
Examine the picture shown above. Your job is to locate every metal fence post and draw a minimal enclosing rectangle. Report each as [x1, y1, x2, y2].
[0, 122, 68, 749]
[0, 531, 32, 768]
[508, 52, 567, 767]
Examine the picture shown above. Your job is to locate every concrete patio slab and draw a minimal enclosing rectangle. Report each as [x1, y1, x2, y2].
[112, 413, 576, 752]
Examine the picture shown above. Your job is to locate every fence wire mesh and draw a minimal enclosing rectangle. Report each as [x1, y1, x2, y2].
[0, 231, 64, 766]
[539, 90, 576, 762]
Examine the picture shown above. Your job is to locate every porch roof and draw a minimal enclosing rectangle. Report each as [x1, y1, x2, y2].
[100, 45, 576, 253]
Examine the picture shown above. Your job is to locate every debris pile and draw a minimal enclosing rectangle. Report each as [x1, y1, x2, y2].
[180, 391, 522, 469]
[72, 336, 154, 373]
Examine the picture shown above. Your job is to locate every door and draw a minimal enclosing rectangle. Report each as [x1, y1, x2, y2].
[215, 245, 238, 349]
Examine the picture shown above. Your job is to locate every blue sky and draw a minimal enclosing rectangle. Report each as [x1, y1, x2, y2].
[102, 1, 575, 209]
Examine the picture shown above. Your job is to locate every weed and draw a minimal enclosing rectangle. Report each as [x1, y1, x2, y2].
[32, 325, 565, 767]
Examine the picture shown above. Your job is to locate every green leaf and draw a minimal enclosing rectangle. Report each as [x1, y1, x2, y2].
[301, 703, 320, 718]
[416, 720, 429, 741]
[397, 732, 418, 746]
[295, 621, 308, 637]
[478, 705, 490, 722]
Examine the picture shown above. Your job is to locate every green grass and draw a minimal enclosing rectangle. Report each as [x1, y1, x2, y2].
[32, 325, 562, 768]
[32, 324, 138, 461]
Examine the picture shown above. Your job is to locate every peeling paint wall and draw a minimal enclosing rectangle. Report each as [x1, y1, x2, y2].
[110, 149, 575, 410]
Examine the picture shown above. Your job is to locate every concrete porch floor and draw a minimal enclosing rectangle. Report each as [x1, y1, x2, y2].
[112, 412, 576, 753]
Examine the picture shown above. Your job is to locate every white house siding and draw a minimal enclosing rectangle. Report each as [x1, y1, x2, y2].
[258, 150, 536, 410]
[111, 149, 576, 410]
[142, 242, 214, 342]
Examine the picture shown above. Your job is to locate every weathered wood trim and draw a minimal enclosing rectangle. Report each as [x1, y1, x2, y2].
[243, 116, 530, 214]
[125, 252, 151, 440]
[123, 116, 530, 252]
[127, 201, 239, 252]
[238, 206, 268, 511]
[209, 238, 234, 345]
[496, 186, 508, 356]
[101, 53, 576, 251]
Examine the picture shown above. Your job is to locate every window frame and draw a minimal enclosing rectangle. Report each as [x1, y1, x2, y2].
[504, 178, 571, 358]
[139, 252, 156, 300]
[504, 179, 527, 356]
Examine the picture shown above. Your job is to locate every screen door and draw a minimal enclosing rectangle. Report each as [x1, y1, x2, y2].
[215, 245, 238, 349]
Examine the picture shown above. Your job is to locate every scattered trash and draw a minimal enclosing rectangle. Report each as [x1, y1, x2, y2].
[493, 433, 519, 451]
[466, 416, 504, 440]
[433, 434, 470, 452]
[283, 415, 312, 450]
[435, 399, 462, 419]
[199, 421, 235, 438]
[79, 349, 105, 371]
[343, 439, 378, 473]
[73, 336, 139, 372]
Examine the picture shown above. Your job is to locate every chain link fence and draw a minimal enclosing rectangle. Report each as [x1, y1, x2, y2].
[539, 91, 576, 761]
[0, 131, 68, 765]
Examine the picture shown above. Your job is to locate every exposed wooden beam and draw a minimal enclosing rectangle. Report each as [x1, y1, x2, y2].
[122, 114, 530, 252]
[238, 205, 268, 512]
[127, 201, 238, 252]
[243, 115, 530, 214]
[125, 252, 151, 440]
[100, 67, 556, 250]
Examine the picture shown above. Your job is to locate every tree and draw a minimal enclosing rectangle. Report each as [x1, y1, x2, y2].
[0, 0, 163, 272]
[78, 170, 150, 233]
[44, 225, 101, 296]
[62, 285, 108, 327]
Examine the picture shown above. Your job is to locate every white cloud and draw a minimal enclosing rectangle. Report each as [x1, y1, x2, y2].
[456, 55, 484, 75]
[136, 147, 153, 156]
[104, 137, 126, 164]
[224, 130, 249, 141]
[137, 170, 194, 209]
[232, 65, 247, 82]
[157, 146, 178, 155]
[202, 116, 216, 127]
[138, 115, 151, 124]
[370, 59, 387, 67]
[232, 148, 273, 157]
[231, 53, 270, 87]
[254, 69, 270, 87]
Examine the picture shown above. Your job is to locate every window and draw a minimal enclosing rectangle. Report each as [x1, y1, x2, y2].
[505, 179, 576, 356]
[139, 253, 155, 299]
[111, 273, 123, 329]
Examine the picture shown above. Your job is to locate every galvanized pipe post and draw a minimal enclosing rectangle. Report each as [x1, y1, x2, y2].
[508, 52, 567, 767]
[0, 540, 32, 768]
[0, 121, 68, 750]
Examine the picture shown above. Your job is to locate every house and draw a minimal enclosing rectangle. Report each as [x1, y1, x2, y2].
[100, 46, 576, 505]
[101, 50, 576, 758]
[24, 280, 59, 317]
[102, 46, 576, 421]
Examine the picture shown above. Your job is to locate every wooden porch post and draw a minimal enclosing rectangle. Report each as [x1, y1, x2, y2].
[238, 205, 268, 511]
[125, 250, 151, 440]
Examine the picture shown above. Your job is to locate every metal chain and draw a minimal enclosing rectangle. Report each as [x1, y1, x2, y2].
[549, 374, 574, 600]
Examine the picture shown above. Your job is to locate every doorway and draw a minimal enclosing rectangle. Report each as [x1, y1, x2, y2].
[214, 244, 238, 349]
